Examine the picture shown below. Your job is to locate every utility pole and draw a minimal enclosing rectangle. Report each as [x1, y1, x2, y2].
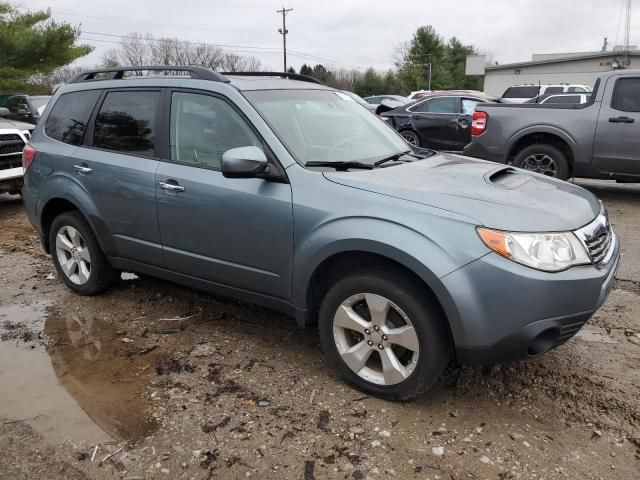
[277, 7, 293, 72]
[624, 0, 632, 67]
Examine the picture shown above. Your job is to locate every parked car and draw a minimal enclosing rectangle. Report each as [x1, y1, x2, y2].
[363, 95, 410, 106]
[526, 93, 592, 104]
[500, 84, 591, 103]
[340, 90, 377, 112]
[22, 66, 619, 400]
[464, 70, 640, 181]
[408, 89, 488, 101]
[0, 116, 32, 194]
[1, 94, 52, 125]
[381, 92, 498, 151]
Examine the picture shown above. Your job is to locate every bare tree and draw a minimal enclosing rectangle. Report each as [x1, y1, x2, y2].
[102, 32, 262, 72]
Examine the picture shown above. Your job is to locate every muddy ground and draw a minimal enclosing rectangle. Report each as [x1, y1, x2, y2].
[0, 180, 639, 480]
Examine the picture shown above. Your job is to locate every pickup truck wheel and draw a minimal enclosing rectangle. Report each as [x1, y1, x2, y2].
[50, 211, 119, 295]
[400, 129, 421, 147]
[318, 270, 451, 400]
[513, 144, 570, 180]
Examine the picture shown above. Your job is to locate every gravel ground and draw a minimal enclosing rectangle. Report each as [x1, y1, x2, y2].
[0, 180, 639, 480]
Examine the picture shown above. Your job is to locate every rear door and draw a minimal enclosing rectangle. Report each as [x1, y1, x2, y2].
[72, 88, 164, 266]
[410, 96, 461, 150]
[154, 89, 293, 298]
[593, 76, 640, 175]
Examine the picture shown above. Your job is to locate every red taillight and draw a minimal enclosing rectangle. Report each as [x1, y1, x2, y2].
[22, 144, 36, 171]
[471, 111, 488, 136]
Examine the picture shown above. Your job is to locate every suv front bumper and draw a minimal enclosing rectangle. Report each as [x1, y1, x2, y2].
[443, 236, 619, 365]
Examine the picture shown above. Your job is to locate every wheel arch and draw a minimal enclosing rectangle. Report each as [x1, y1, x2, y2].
[507, 127, 577, 172]
[297, 245, 461, 356]
[39, 181, 113, 255]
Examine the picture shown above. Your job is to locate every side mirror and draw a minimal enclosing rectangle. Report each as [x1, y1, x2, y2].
[0, 107, 9, 117]
[221, 146, 268, 179]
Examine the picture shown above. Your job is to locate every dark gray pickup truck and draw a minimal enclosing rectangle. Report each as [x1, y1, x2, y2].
[464, 70, 640, 181]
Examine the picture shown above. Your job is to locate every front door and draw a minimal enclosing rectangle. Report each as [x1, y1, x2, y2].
[155, 90, 293, 299]
[410, 96, 461, 150]
[593, 76, 640, 175]
[74, 88, 164, 267]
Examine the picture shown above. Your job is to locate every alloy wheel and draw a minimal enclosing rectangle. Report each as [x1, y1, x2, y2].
[401, 131, 418, 146]
[332, 293, 420, 386]
[55, 225, 92, 285]
[521, 153, 558, 177]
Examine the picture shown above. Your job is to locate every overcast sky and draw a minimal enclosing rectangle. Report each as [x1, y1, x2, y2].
[16, 0, 639, 71]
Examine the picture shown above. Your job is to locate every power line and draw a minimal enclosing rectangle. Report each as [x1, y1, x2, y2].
[277, 7, 293, 71]
[19, 4, 272, 32]
[78, 33, 366, 69]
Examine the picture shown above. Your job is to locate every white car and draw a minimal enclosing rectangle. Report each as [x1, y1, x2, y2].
[0, 116, 32, 195]
[500, 84, 592, 103]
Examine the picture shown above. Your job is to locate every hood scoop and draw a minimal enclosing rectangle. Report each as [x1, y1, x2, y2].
[487, 167, 535, 190]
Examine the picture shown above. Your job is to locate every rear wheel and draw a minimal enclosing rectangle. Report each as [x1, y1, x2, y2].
[49, 211, 119, 295]
[400, 129, 421, 147]
[318, 269, 451, 400]
[513, 144, 570, 180]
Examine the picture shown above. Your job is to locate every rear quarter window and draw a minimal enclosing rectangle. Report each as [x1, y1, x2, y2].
[45, 90, 101, 145]
[502, 86, 540, 99]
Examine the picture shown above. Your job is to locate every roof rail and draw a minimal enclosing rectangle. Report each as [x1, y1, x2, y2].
[221, 71, 325, 85]
[68, 66, 230, 83]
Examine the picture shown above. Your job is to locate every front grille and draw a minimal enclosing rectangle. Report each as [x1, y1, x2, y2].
[575, 209, 615, 269]
[0, 133, 26, 156]
[585, 228, 613, 265]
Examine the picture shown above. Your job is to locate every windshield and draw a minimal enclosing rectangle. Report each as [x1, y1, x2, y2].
[245, 89, 410, 166]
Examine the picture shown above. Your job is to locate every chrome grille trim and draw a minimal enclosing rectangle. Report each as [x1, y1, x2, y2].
[574, 209, 616, 269]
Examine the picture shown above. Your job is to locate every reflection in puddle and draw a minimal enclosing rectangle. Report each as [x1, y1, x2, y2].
[0, 302, 158, 445]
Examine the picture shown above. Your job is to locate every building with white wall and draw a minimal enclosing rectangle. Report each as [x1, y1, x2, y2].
[467, 50, 640, 97]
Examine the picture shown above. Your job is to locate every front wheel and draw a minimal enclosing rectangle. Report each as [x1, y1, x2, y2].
[318, 269, 451, 400]
[513, 144, 570, 180]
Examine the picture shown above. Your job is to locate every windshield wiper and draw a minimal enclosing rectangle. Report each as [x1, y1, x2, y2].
[305, 161, 375, 170]
[374, 150, 413, 165]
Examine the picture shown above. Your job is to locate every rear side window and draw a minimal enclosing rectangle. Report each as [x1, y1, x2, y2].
[568, 86, 587, 93]
[611, 78, 640, 112]
[94, 91, 160, 155]
[45, 90, 101, 145]
[543, 87, 564, 95]
[502, 86, 540, 99]
[413, 97, 458, 113]
[543, 95, 581, 104]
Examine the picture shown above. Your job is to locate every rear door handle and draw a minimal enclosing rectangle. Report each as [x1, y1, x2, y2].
[158, 181, 185, 192]
[609, 116, 635, 124]
[73, 164, 92, 173]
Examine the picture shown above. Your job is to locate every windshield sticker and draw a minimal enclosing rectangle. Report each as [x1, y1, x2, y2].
[334, 92, 355, 101]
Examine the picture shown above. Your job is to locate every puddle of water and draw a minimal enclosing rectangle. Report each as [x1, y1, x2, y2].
[575, 327, 621, 344]
[0, 302, 158, 445]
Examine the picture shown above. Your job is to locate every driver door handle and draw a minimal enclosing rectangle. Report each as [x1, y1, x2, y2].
[73, 164, 92, 173]
[609, 116, 635, 124]
[158, 181, 185, 192]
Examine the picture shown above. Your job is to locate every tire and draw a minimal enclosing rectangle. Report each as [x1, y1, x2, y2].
[49, 211, 119, 295]
[513, 144, 570, 180]
[318, 269, 452, 400]
[399, 129, 421, 148]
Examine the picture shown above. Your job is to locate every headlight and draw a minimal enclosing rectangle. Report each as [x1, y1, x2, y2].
[477, 227, 591, 272]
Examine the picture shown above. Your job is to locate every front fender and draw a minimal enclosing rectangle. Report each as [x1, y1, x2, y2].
[293, 216, 469, 335]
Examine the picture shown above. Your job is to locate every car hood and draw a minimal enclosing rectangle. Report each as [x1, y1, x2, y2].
[323, 153, 600, 232]
[0, 118, 34, 130]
